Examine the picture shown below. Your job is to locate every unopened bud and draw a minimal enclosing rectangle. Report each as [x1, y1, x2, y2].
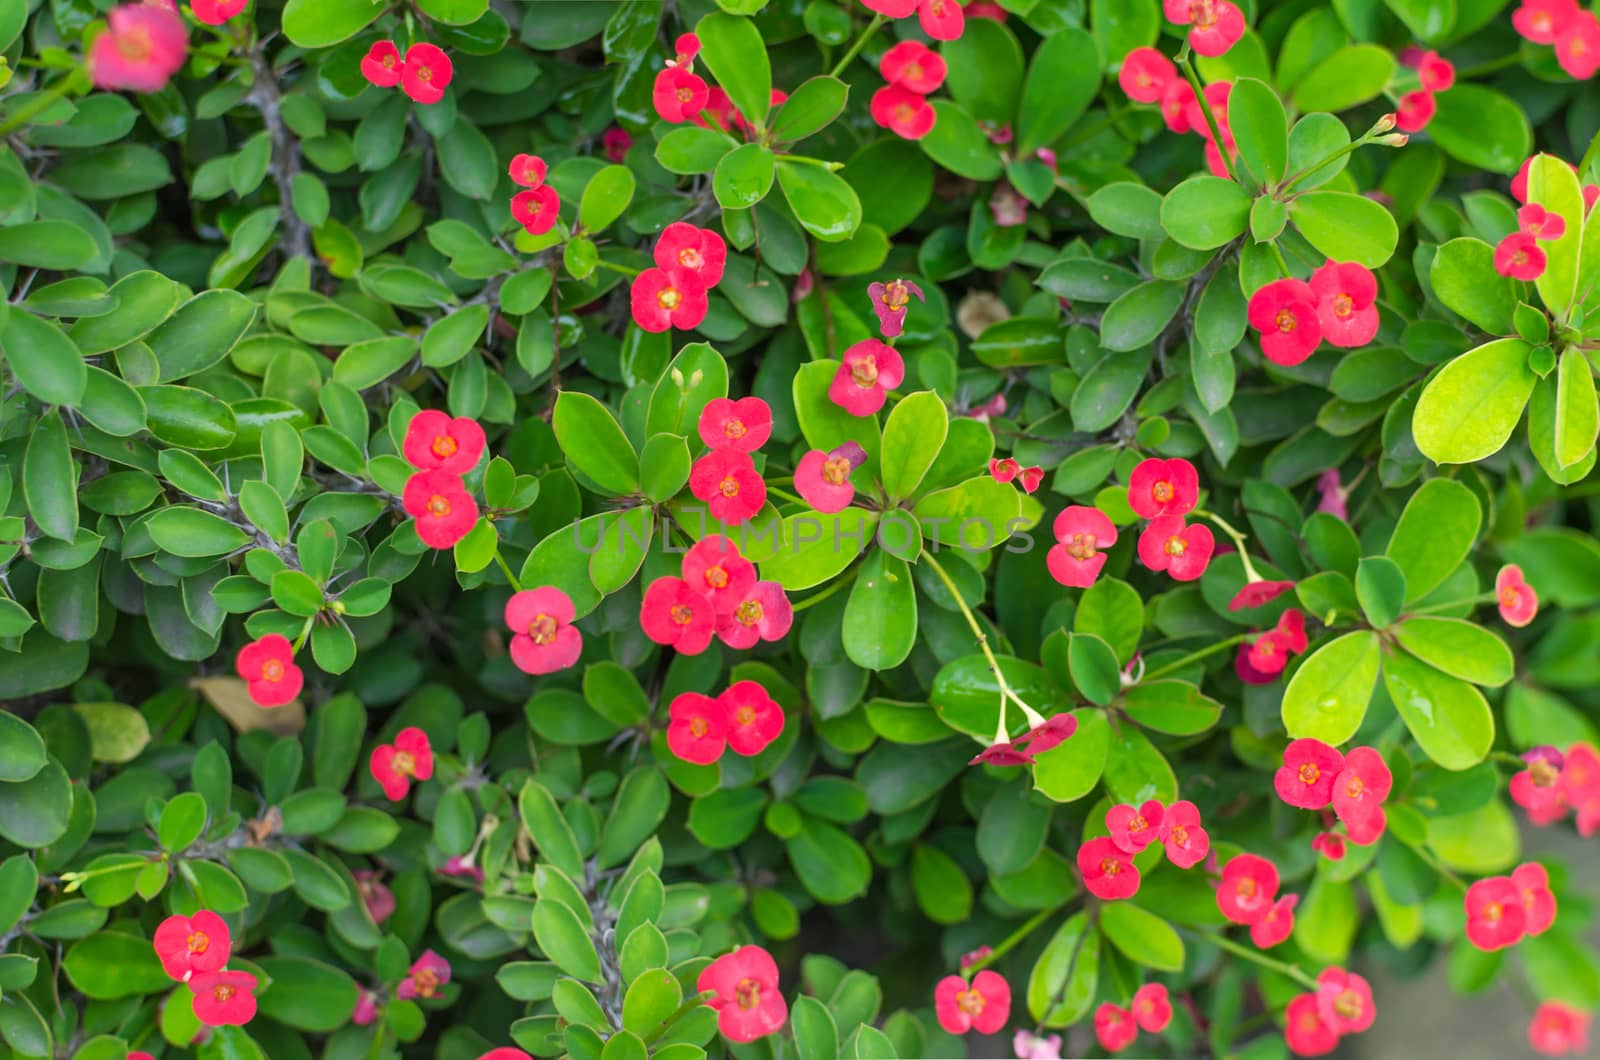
[670, 367, 685, 388]
[687, 369, 704, 388]
[1377, 133, 1409, 147]
[1373, 112, 1397, 134]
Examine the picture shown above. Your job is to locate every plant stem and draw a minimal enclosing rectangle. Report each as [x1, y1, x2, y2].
[0, 70, 82, 135]
[790, 567, 857, 614]
[828, 13, 886, 78]
[1281, 139, 1366, 194]
[766, 485, 805, 505]
[1193, 508, 1263, 583]
[1400, 836, 1468, 891]
[292, 615, 316, 653]
[775, 154, 844, 171]
[1176, 55, 1239, 184]
[493, 547, 523, 593]
[964, 904, 1065, 975]
[593, 259, 642, 278]
[1404, 591, 1496, 616]
[1187, 928, 1319, 990]
[921, 550, 1044, 740]
[1140, 633, 1249, 681]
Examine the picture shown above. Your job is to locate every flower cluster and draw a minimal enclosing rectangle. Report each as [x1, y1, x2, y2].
[933, 969, 1010, 1035]
[90, 3, 187, 93]
[1275, 739, 1393, 845]
[830, 339, 904, 416]
[698, 946, 788, 1042]
[642, 536, 792, 654]
[1529, 1001, 1592, 1056]
[1512, 0, 1600, 79]
[1118, 51, 1238, 179]
[989, 458, 1043, 494]
[1285, 967, 1376, 1056]
[1394, 48, 1455, 133]
[235, 633, 304, 707]
[631, 222, 727, 333]
[1095, 983, 1172, 1053]
[652, 35, 709, 123]
[153, 913, 258, 1026]
[360, 41, 454, 105]
[1465, 862, 1558, 951]
[1512, 743, 1600, 832]
[1129, 457, 1215, 583]
[1163, 0, 1245, 57]
[510, 153, 560, 236]
[1215, 854, 1299, 947]
[400, 411, 486, 549]
[1247, 260, 1380, 366]
[1079, 799, 1210, 899]
[1495, 200, 1567, 280]
[504, 586, 581, 675]
[689, 397, 770, 523]
[370, 726, 435, 802]
[1235, 608, 1309, 683]
[862, 0, 965, 43]
[666, 680, 785, 764]
[871, 41, 945, 140]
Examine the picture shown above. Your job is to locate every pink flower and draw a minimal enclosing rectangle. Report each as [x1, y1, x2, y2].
[1017, 466, 1043, 492]
[681, 536, 757, 614]
[867, 278, 924, 338]
[397, 950, 451, 1001]
[1132, 983, 1172, 1033]
[91, 4, 188, 93]
[1229, 579, 1295, 610]
[1247, 609, 1308, 676]
[1565, 744, 1600, 836]
[354, 871, 395, 924]
[370, 727, 434, 801]
[1332, 746, 1392, 841]
[916, 0, 964, 40]
[1515, 0, 1580, 44]
[631, 267, 709, 332]
[1520, 203, 1568, 241]
[1495, 232, 1548, 280]
[656, 222, 728, 287]
[1395, 90, 1435, 133]
[673, 32, 701, 63]
[1529, 1001, 1591, 1055]
[1078, 836, 1141, 900]
[439, 855, 484, 883]
[830, 340, 904, 416]
[235, 634, 303, 708]
[640, 577, 717, 654]
[1311, 832, 1347, 861]
[1159, 80, 1196, 133]
[720, 680, 785, 755]
[1119, 46, 1176, 103]
[715, 581, 793, 649]
[653, 66, 709, 123]
[699, 946, 788, 1042]
[1250, 894, 1298, 948]
[666, 691, 726, 764]
[934, 971, 1010, 1035]
[1015, 713, 1078, 755]
[1285, 993, 1340, 1056]
[690, 449, 767, 525]
[360, 41, 403, 87]
[796, 444, 866, 514]
[1248, 278, 1323, 365]
[403, 410, 486, 473]
[1164, 0, 1246, 57]
[1417, 50, 1455, 91]
[154, 912, 230, 982]
[505, 587, 582, 676]
[1094, 1003, 1139, 1052]
[990, 457, 1020, 483]
[511, 185, 561, 235]
[1309, 261, 1380, 348]
[1513, 861, 1558, 935]
[509, 154, 548, 189]
[880, 41, 946, 93]
[1128, 457, 1199, 518]
[1013, 1030, 1063, 1059]
[969, 741, 1037, 767]
[1047, 506, 1117, 588]
[1512, 747, 1569, 825]
[403, 470, 478, 549]
[989, 185, 1028, 226]
[870, 84, 936, 139]
[1137, 516, 1215, 581]
[353, 990, 379, 1026]
[1107, 800, 1165, 854]
[478, 1051, 534, 1060]
[1316, 468, 1349, 520]
[602, 128, 632, 162]
[698, 397, 771, 453]
[1161, 800, 1210, 868]
[400, 43, 452, 105]
[1465, 875, 1527, 951]
[1497, 564, 1539, 626]
[1314, 967, 1375, 1035]
[1217, 853, 1278, 924]
[1556, 11, 1600, 79]
[190, 0, 247, 24]
[189, 970, 258, 1026]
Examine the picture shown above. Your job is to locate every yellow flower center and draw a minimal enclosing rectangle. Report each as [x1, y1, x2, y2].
[670, 604, 695, 626]
[658, 287, 682, 310]
[851, 356, 879, 386]
[735, 599, 763, 627]
[723, 419, 746, 439]
[736, 977, 762, 1010]
[188, 931, 210, 954]
[393, 751, 416, 777]
[823, 456, 851, 485]
[1275, 308, 1297, 333]
[1067, 533, 1098, 560]
[427, 495, 451, 518]
[679, 247, 703, 269]
[1333, 292, 1353, 319]
[1165, 535, 1187, 556]
[719, 475, 740, 498]
[432, 435, 458, 458]
[213, 984, 235, 1002]
[957, 988, 984, 1015]
[261, 659, 285, 682]
[529, 614, 557, 645]
[705, 566, 729, 590]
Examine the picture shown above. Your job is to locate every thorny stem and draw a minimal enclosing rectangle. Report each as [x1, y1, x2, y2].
[1187, 928, 1319, 990]
[828, 13, 887, 79]
[963, 904, 1065, 976]
[1193, 508, 1264, 583]
[1140, 632, 1249, 682]
[1176, 54, 1238, 184]
[246, 31, 311, 261]
[493, 546, 523, 593]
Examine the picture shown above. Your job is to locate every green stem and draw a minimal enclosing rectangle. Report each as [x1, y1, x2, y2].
[789, 567, 857, 614]
[1404, 591, 1496, 616]
[1269, 243, 1293, 279]
[774, 153, 843, 171]
[827, 13, 886, 78]
[593, 259, 641, 278]
[1140, 633, 1249, 682]
[367, 1025, 388, 1060]
[291, 615, 316, 653]
[1188, 929, 1319, 990]
[0, 70, 82, 135]
[963, 905, 1065, 975]
[766, 485, 806, 506]
[493, 547, 523, 593]
[921, 550, 1044, 741]
[1176, 55, 1238, 184]
[1193, 508, 1263, 583]
[1282, 137, 1369, 194]
[1400, 837, 1468, 891]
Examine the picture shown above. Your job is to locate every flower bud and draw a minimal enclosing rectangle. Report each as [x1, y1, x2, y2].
[1372, 112, 1397, 134]
[1376, 133, 1409, 147]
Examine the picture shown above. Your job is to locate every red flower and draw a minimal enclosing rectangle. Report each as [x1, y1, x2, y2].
[1078, 836, 1141, 900]
[1497, 564, 1539, 626]
[696, 87, 738, 132]
[830, 340, 904, 416]
[796, 444, 866, 514]
[870, 84, 936, 140]
[868, 278, 924, 338]
[716, 581, 793, 649]
[666, 691, 727, 764]
[1132, 983, 1171, 1033]
[1250, 893, 1298, 948]
[682, 536, 757, 613]
[1248, 278, 1323, 365]
[1159, 80, 1196, 133]
[1309, 261, 1380, 348]
[1529, 1001, 1591, 1056]
[400, 43, 452, 105]
[505, 587, 582, 676]
[990, 457, 1020, 483]
[1416, 51, 1454, 90]
[1285, 993, 1340, 1057]
[1495, 231, 1548, 280]
[673, 32, 701, 62]
[361, 41, 404, 87]
[699, 946, 788, 1042]
[1094, 1003, 1139, 1052]
[1235, 644, 1279, 685]
[698, 397, 771, 454]
[719, 680, 785, 756]
[641, 577, 717, 654]
[1515, 0, 1580, 43]
[1566, 744, 1600, 836]
[370, 727, 434, 801]
[1520, 203, 1568, 241]
[403, 409, 486, 473]
[653, 66, 709, 123]
[880, 41, 946, 93]
[1107, 800, 1165, 854]
[690, 449, 766, 525]
[656, 222, 728, 287]
[355, 870, 395, 923]
[511, 185, 561, 235]
[631, 267, 708, 332]
[1217, 853, 1279, 924]
[969, 741, 1037, 767]
[1395, 89, 1435, 133]
[90, 4, 188, 93]
[1137, 516, 1214, 581]
[1047, 506, 1117, 588]
[1128, 457, 1199, 518]
[917, 0, 964, 40]
[1513, 861, 1558, 935]
[402, 470, 478, 549]
[1204, 135, 1239, 179]
[235, 634, 302, 708]
[1229, 578, 1295, 610]
[1314, 967, 1375, 1035]
[934, 971, 1010, 1035]
[190, 0, 246, 23]
[863, 0, 918, 15]
[397, 950, 451, 1000]
[602, 128, 632, 163]
[1164, 0, 1245, 57]
[1312, 832, 1346, 861]
[154, 911, 230, 981]
[131, 1054, 156, 1060]
[1017, 466, 1043, 493]
[1161, 799, 1210, 868]
[1119, 46, 1176, 103]
[1512, 747, 1569, 824]
[1015, 713, 1078, 755]
[966, 0, 1006, 19]
[189, 970, 258, 1026]
[1276, 739, 1344, 808]
[1247, 609, 1308, 676]
[1556, 11, 1600, 78]
[508, 153, 548, 188]
[1465, 875, 1527, 950]
[1331, 746, 1391, 841]
[479, 1051, 534, 1060]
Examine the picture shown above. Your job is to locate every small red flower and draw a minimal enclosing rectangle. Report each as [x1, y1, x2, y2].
[1137, 516, 1214, 581]
[1495, 231, 1548, 280]
[1159, 80, 1196, 133]
[1417, 50, 1455, 90]
[1519, 203, 1568, 241]
[355, 870, 395, 923]
[862, 0, 918, 16]
[1512, 747, 1569, 825]
[1078, 836, 1141, 900]
[935, 971, 1011, 1036]
[403, 409, 486, 473]
[1107, 800, 1165, 854]
[1556, 11, 1600, 79]
[1314, 967, 1375, 1035]
[1047, 506, 1117, 588]
[1309, 261, 1380, 348]
[1128, 457, 1199, 518]
[400, 43, 452, 105]
[508, 153, 548, 189]
[1515, 0, 1580, 44]
[189, 970, 258, 1026]
[1229, 578, 1296, 610]
[1250, 893, 1298, 948]
[397, 950, 451, 1000]
[1566, 743, 1600, 837]
[690, 449, 767, 525]
[959, 946, 992, 969]
[478, 1050, 534, 1060]
[868, 278, 924, 338]
[917, 0, 964, 40]
[235, 634, 303, 708]
[1529, 1000, 1591, 1056]
[880, 40, 946, 93]
[190, 0, 246, 24]
[653, 66, 709, 123]
[699, 946, 788, 1042]
[1513, 861, 1558, 935]
[1015, 713, 1078, 755]
[673, 32, 701, 63]
[511, 185, 561, 235]
[716, 581, 793, 650]
[1161, 799, 1210, 868]
[640, 577, 717, 654]
[90, 4, 188, 93]
[1217, 853, 1279, 925]
[370, 727, 434, 801]
[698, 397, 771, 453]
[990, 457, 1020, 483]
[666, 691, 727, 764]
[1017, 466, 1043, 493]
[1465, 875, 1527, 950]
[602, 128, 632, 163]
[131, 1054, 156, 1060]
[1512, 155, 1540, 202]
[870, 84, 936, 140]
[1132, 983, 1171, 1033]
[1395, 90, 1435, 133]
[631, 267, 708, 332]
[796, 444, 866, 514]
[1311, 832, 1346, 861]
[830, 340, 904, 416]
[1164, 0, 1246, 57]
[1497, 564, 1539, 626]
[1235, 643, 1279, 685]
[682, 536, 757, 613]
[969, 741, 1037, 767]
[1317, 468, 1349, 520]
[719, 680, 785, 756]
[1247, 609, 1308, 676]
[361, 41, 404, 87]
[402, 470, 478, 549]
[1094, 1003, 1139, 1053]
[1331, 745, 1391, 840]
[1285, 993, 1340, 1057]
[154, 911, 230, 982]
[505, 587, 582, 676]
[1119, 46, 1177, 103]
[1248, 278, 1323, 366]
[656, 222, 728, 287]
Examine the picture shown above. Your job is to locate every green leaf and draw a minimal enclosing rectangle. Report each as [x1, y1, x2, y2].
[597, 766, 669, 868]
[1015, 27, 1100, 154]
[792, 996, 840, 1060]
[578, 164, 636, 233]
[147, 507, 251, 558]
[759, 508, 878, 591]
[777, 161, 862, 242]
[1289, 45, 1395, 113]
[0, 757, 71, 847]
[1528, 154, 1585, 314]
[282, 0, 383, 47]
[1429, 238, 1515, 334]
[696, 12, 771, 131]
[1099, 902, 1185, 972]
[1384, 649, 1495, 770]
[785, 817, 872, 905]
[1120, 680, 1222, 735]
[1086, 183, 1165, 241]
[1067, 633, 1121, 706]
[1228, 78, 1287, 186]
[253, 957, 359, 1031]
[533, 898, 603, 982]
[148, 289, 257, 383]
[1554, 346, 1599, 469]
[621, 969, 681, 1040]
[64, 933, 169, 999]
[1355, 556, 1406, 629]
[1073, 577, 1143, 664]
[1289, 191, 1397, 268]
[0, 714, 46, 782]
[1161, 176, 1251, 250]
[73, 702, 151, 764]
[654, 126, 737, 175]
[879, 390, 948, 500]
[0, 310, 86, 406]
[842, 550, 916, 671]
[910, 844, 973, 925]
[1429, 85, 1532, 174]
[1282, 631, 1381, 746]
[24, 411, 77, 541]
[1391, 618, 1514, 688]
[1027, 912, 1099, 1026]
[1413, 338, 1536, 465]
[553, 391, 639, 495]
[918, 101, 1003, 181]
[1103, 725, 1178, 805]
[519, 780, 585, 879]
[713, 143, 776, 210]
[770, 75, 849, 142]
[1100, 280, 1184, 351]
[1385, 478, 1480, 603]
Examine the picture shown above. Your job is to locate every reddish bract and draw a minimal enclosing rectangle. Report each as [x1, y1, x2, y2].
[1309, 261, 1380, 348]
[1314, 967, 1375, 1035]
[880, 41, 946, 93]
[1217, 853, 1278, 924]
[397, 950, 451, 1000]
[360, 41, 404, 86]
[631, 267, 709, 332]
[1513, 861, 1558, 935]
[699, 946, 788, 1042]
[1094, 1003, 1139, 1052]
[1128, 457, 1199, 518]
[720, 680, 785, 755]
[870, 84, 936, 139]
[511, 185, 561, 235]
[716, 581, 793, 649]
[1395, 89, 1435, 132]
[505, 587, 582, 676]
[1137, 516, 1215, 581]
[508, 153, 548, 189]
[235, 634, 303, 707]
[1275, 738, 1345, 809]
[189, 970, 258, 1026]
[868, 278, 924, 338]
[656, 222, 728, 286]
[1465, 875, 1527, 951]
[91, 4, 188, 93]
[1497, 564, 1540, 626]
[1495, 231, 1548, 279]
[1047, 505, 1117, 588]
[401, 44, 453, 105]
[1250, 893, 1298, 948]
[830, 340, 904, 415]
[689, 449, 766, 524]
[653, 66, 709, 123]
[1163, 0, 1246, 57]
[1528, 1000, 1591, 1056]
[1119, 47, 1176, 103]
[666, 691, 727, 764]
[934, 970, 1010, 1034]
[1285, 993, 1340, 1056]
[1078, 836, 1141, 900]
[1132, 983, 1172, 1033]
[370, 727, 434, 801]
[154, 911, 231, 981]
[1515, 0, 1581, 44]
[640, 577, 717, 654]
[1161, 799, 1210, 868]
[403, 410, 486, 473]
[796, 445, 865, 513]
[681, 536, 758, 613]
[698, 396, 772, 453]
[403, 470, 479, 548]
[1331, 746, 1392, 843]
[1247, 278, 1323, 365]
[1107, 799, 1165, 854]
